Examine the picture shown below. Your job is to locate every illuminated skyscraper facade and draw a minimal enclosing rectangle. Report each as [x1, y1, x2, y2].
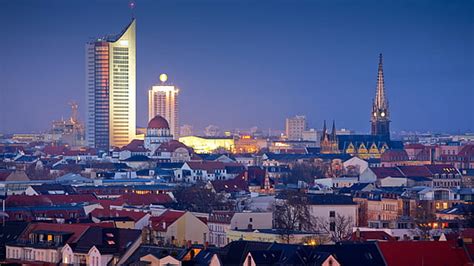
[148, 75, 179, 139]
[86, 19, 136, 149]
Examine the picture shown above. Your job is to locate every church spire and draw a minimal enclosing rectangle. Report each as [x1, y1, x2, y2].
[371, 53, 391, 139]
[374, 53, 388, 111]
[331, 120, 336, 140]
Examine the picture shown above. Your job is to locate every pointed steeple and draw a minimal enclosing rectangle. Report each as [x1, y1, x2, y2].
[371, 53, 391, 139]
[321, 120, 328, 141]
[331, 120, 336, 140]
[374, 53, 388, 111]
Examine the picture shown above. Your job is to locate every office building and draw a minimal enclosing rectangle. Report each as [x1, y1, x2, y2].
[85, 19, 136, 149]
[285, 115, 307, 140]
[148, 74, 179, 139]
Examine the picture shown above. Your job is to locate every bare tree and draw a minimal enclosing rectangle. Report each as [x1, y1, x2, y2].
[314, 214, 354, 243]
[273, 190, 313, 243]
[412, 201, 436, 240]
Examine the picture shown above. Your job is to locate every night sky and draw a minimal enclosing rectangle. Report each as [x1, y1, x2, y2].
[1, 0, 473, 134]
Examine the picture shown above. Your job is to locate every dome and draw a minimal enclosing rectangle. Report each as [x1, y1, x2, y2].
[147, 115, 169, 129]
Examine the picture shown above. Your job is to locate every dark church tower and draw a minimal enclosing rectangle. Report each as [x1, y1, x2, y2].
[371, 53, 390, 139]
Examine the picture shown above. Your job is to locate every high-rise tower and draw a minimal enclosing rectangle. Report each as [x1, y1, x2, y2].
[86, 19, 136, 150]
[148, 74, 179, 139]
[371, 53, 390, 139]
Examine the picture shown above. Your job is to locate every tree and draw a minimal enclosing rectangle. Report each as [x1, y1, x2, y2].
[273, 190, 313, 243]
[314, 214, 354, 243]
[412, 201, 437, 240]
[173, 185, 234, 212]
[286, 162, 324, 184]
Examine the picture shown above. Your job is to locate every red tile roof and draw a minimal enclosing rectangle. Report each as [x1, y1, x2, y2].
[92, 198, 127, 210]
[91, 209, 148, 222]
[150, 210, 186, 231]
[404, 143, 426, 149]
[0, 171, 12, 181]
[18, 223, 90, 243]
[458, 145, 474, 157]
[211, 173, 249, 193]
[6, 194, 97, 207]
[381, 150, 409, 162]
[186, 161, 225, 171]
[118, 193, 173, 206]
[425, 164, 459, 175]
[350, 230, 396, 241]
[378, 241, 471, 266]
[209, 211, 235, 224]
[370, 167, 404, 178]
[121, 139, 148, 152]
[156, 140, 193, 153]
[397, 165, 432, 177]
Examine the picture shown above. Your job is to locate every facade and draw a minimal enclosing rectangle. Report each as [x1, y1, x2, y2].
[150, 210, 209, 246]
[148, 75, 179, 139]
[320, 121, 340, 154]
[285, 115, 307, 141]
[144, 115, 173, 154]
[178, 136, 235, 154]
[86, 19, 136, 149]
[5, 223, 90, 265]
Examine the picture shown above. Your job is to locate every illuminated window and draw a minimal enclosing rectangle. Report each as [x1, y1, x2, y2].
[47, 234, 53, 242]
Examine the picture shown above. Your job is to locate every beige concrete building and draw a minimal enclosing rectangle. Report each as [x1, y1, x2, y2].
[148, 74, 179, 139]
[285, 115, 307, 140]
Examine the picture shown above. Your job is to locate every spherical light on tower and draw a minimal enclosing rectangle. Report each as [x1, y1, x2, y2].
[159, 73, 168, 83]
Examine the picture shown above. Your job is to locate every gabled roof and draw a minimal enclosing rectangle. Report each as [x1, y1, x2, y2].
[350, 230, 396, 241]
[121, 139, 148, 152]
[381, 149, 409, 161]
[315, 242, 385, 266]
[91, 209, 148, 222]
[150, 210, 186, 231]
[425, 164, 460, 175]
[29, 184, 77, 195]
[118, 193, 173, 206]
[370, 167, 404, 178]
[70, 227, 141, 255]
[122, 245, 185, 265]
[6, 194, 97, 207]
[218, 240, 273, 265]
[307, 194, 356, 205]
[378, 241, 470, 266]
[248, 250, 282, 264]
[397, 165, 432, 177]
[123, 155, 150, 162]
[16, 223, 90, 244]
[208, 211, 235, 224]
[156, 140, 193, 153]
[186, 161, 226, 171]
[210, 173, 248, 193]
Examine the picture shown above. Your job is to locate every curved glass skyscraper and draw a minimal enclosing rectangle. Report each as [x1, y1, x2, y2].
[86, 19, 136, 150]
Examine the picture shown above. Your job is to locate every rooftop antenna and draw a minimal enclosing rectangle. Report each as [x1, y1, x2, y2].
[129, 1, 136, 19]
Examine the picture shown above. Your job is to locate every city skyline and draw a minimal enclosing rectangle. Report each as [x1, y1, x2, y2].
[1, 0, 473, 134]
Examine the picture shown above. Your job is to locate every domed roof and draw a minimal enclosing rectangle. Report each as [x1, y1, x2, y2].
[147, 115, 169, 129]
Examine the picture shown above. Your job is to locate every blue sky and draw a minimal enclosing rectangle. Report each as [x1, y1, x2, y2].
[0, 0, 473, 134]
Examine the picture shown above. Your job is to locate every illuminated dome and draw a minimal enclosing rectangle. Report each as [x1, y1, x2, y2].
[148, 115, 169, 129]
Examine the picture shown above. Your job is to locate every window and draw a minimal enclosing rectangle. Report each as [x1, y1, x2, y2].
[329, 211, 336, 218]
[330, 222, 336, 231]
[249, 218, 253, 222]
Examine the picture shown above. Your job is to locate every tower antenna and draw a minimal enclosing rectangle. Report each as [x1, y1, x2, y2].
[129, 1, 136, 19]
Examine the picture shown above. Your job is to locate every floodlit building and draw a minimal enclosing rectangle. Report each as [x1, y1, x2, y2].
[178, 136, 234, 154]
[85, 19, 136, 149]
[148, 74, 179, 139]
[285, 115, 307, 141]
